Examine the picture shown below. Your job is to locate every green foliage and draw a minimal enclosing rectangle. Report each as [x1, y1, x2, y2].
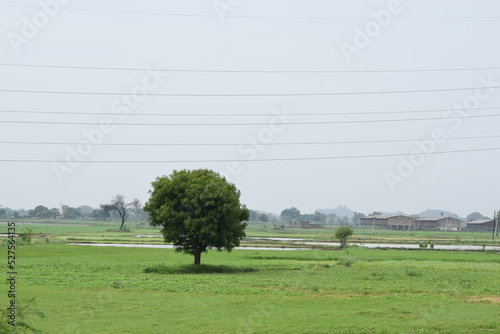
[338, 256, 356, 267]
[335, 226, 354, 249]
[91, 209, 110, 221]
[0, 298, 44, 333]
[406, 268, 422, 277]
[5, 244, 500, 333]
[111, 281, 125, 289]
[280, 207, 301, 223]
[144, 169, 249, 265]
[30, 205, 51, 219]
[19, 228, 35, 243]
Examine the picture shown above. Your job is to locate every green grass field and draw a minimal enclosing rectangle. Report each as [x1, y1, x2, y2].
[4, 220, 498, 248]
[1, 241, 499, 333]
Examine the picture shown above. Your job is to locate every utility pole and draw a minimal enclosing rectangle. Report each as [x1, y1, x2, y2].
[372, 217, 375, 230]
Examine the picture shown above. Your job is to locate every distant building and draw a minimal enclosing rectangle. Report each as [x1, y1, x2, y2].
[360, 215, 415, 230]
[298, 220, 322, 229]
[415, 217, 462, 231]
[467, 219, 496, 231]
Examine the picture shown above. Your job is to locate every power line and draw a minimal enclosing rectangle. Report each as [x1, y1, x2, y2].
[2, 63, 499, 73]
[1, 113, 499, 126]
[1, 4, 499, 21]
[1, 135, 499, 147]
[0, 106, 498, 117]
[2, 147, 499, 163]
[1, 86, 499, 97]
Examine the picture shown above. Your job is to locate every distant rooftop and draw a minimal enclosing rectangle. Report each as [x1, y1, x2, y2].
[363, 215, 404, 219]
[467, 219, 494, 224]
[417, 217, 460, 221]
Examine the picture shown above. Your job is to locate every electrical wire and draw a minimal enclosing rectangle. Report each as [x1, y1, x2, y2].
[1, 63, 499, 73]
[0, 106, 498, 117]
[0, 113, 498, 126]
[1, 86, 500, 97]
[1, 135, 499, 147]
[1, 4, 499, 21]
[2, 147, 499, 163]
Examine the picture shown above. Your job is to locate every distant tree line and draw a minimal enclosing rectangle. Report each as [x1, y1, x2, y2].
[0, 203, 148, 222]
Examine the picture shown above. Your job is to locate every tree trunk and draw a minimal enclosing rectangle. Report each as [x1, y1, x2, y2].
[120, 218, 125, 230]
[194, 247, 201, 265]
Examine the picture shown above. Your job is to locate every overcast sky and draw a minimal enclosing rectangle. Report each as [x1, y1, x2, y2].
[0, 0, 499, 217]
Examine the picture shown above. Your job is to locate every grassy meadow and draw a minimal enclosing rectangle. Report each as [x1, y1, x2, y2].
[1, 221, 499, 333]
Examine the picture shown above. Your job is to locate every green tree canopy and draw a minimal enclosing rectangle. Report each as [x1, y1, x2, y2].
[258, 213, 268, 223]
[31, 205, 51, 219]
[334, 226, 354, 249]
[280, 207, 301, 223]
[465, 212, 489, 222]
[352, 212, 366, 224]
[144, 169, 249, 265]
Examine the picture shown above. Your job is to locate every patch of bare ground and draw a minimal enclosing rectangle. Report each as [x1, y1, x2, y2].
[467, 296, 500, 303]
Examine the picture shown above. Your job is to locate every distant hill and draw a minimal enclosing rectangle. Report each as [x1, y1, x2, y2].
[256, 210, 278, 218]
[418, 209, 461, 220]
[380, 211, 408, 216]
[316, 205, 355, 219]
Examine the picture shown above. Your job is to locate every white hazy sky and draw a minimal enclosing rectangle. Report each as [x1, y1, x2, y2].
[0, 0, 499, 217]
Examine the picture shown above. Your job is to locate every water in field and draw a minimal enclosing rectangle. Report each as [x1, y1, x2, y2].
[68, 242, 500, 251]
[69, 243, 307, 251]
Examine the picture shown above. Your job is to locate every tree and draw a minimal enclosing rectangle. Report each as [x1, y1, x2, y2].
[144, 169, 249, 265]
[63, 207, 80, 219]
[370, 211, 382, 216]
[280, 207, 301, 223]
[258, 213, 268, 223]
[334, 226, 354, 249]
[91, 209, 110, 221]
[101, 195, 141, 230]
[78, 205, 94, 217]
[313, 212, 327, 224]
[248, 209, 259, 221]
[352, 212, 366, 225]
[327, 213, 338, 224]
[31, 205, 51, 219]
[465, 212, 488, 222]
[0, 208, 5, 218]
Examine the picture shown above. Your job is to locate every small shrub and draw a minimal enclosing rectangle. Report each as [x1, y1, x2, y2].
[406, 269, 422, 277]
[18, 228, 34, 243]
[120, 226, 132, 233]
[338, 256, 356, 267]
[111, 281, 125, 289]
[311, 285, 319, 293]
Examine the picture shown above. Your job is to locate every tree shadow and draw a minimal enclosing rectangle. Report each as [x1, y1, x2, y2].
[143, 264, 257, 274]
